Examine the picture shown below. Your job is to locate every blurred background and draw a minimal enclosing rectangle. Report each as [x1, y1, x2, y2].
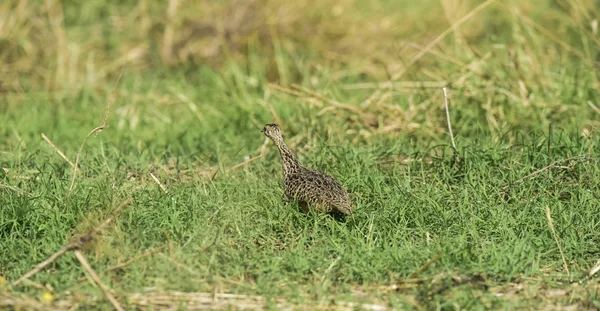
[2, 0, 598, 146]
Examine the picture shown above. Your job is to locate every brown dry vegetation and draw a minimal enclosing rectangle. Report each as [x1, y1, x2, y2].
[2, 0, 599, 136]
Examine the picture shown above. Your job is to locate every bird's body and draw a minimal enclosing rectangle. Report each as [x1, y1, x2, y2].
[261, 123, 353, 215]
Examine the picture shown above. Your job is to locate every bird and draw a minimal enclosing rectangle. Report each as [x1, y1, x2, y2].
[261, 123, 353, 215]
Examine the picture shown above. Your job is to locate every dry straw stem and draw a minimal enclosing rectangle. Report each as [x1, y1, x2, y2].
[66, 65, 125, 199]
[0, 183, 30, 196]
[547, 123, 552, 178]
[109, 244, 168, 271]
[320, 256, 342, 284]
[128, 290, 393, 311]
[19, 279, 46, 290]
[11, 198, 132, 287]
[391, 0, 499, 80]
[41, 133, 77, 170]
[340, 80, 447, 90]
[408, 252, 444, 279]
[587, 101, 600, 114]
[229, 154, 265, 171]
[266, 83, 306, 98]
[290, 84, 368, 120]
[510, 154, 593, 185]
[442, 87, 457, 152]
[149, 172, 169, 194]
[590, 259, 600, 277]
[11, 243, 76, 287]
[74, 250, 124, 311]
[545, 207, 570, 279]
[270, 83, 376, 128]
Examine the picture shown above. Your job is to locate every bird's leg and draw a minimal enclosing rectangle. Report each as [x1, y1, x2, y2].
[298, 201, 310, 213]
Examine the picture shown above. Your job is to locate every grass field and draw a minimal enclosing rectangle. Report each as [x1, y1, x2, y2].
[1, 0, 600, 309]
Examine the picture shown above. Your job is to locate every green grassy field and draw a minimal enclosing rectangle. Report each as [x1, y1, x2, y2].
[1, 0, 600, 309]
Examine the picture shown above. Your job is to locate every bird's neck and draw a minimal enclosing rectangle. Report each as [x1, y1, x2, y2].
[275, 140, 300, 177]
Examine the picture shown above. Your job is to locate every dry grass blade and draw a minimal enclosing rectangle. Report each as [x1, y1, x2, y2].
[408, 252, 443, 279]
[587, 101, 600, 114]
[11, 198, 132, 287]
[547, 123, 552, 178]
[510, 154, 593, 185]
[128, 290, 395, 311]
[442, 87, 457, 152]
[268, 83, 378, 129]
[320, 256, 341, 284]
[545, 207, 570, 279]
[266, 83, 306, 98]
[589, 258, 600, 277]
[341, 81, 447, 90]
[74, 250, 124, 311]
[88, 198, 132, 236]
[290, 84, 364, 116]
[66, 65, 125, 200]
[20, 279, 46, 290]
[0, 183, 30, 196]
[109, 244, 167, 271]
[41, 133, 77, 170]
[229, 154, 264, 171]
[129, 291, 271, 310]
[149, 172, 168, 194]
[11, 244, 77, 287]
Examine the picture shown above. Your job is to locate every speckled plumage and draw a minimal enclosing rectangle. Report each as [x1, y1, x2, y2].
[261, 123, 353, 215]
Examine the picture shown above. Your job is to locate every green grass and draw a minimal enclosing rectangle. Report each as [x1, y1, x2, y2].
[1, 0, 600, 309]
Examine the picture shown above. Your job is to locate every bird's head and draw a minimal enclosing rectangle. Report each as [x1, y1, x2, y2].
[261, 123, 284, 143]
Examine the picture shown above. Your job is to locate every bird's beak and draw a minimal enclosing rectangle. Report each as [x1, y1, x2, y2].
[260, 128, 265, 133]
